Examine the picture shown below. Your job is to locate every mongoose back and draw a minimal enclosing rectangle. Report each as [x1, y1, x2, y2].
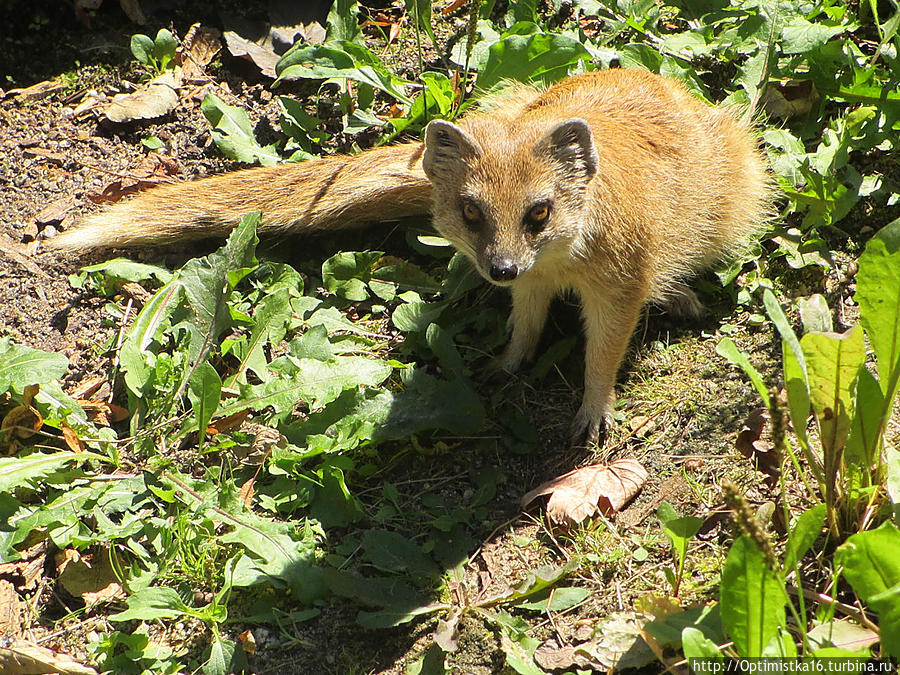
[49, 69, 773, 443]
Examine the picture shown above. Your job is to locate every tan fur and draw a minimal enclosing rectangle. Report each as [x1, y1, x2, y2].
[49, 70, 773, 443]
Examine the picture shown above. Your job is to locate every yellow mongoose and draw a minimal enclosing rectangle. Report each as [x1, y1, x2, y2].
[49, 69, 772, 443]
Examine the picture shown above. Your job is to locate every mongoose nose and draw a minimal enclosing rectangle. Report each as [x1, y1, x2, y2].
[489, 260, 519, 282]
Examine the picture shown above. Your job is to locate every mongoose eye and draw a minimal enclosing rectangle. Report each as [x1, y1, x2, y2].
[524, 201, 552, 233]
[461, 201, 483, 228]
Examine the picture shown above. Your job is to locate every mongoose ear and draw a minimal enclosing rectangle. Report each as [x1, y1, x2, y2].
[423, 120, 480, 182]
[535, 118, 598, 180]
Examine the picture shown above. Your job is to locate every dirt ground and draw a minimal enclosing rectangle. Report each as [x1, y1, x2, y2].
[2, 2, 897, 674]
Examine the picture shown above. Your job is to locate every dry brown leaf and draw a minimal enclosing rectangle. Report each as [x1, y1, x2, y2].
[0, 579, 23, 639]
[68, 377, 105, 400]
[206, 409, 251, 436]
[55, 549, 124, 609]
[223, 31, 281, 78]
[22, 147, 67, 165]
[86, 153, 178, 205]
[60, 423, 86, 453]
[0, 639, 98, 675]
[441, 0, 469, 15]
[238, 629, 257, 655]
[735, 406, 781, 482]
[521, 458, 648, 526]
[177, 24, 222, 81]
[238, 478, 255, 508]
[104, 70, 181, 123]
[2, 404, 43, 444]
[5, 80, 66, 101]
[761, 79, 819, 119]
[535, 613, 656, 672]
[0, 540, 48, 590]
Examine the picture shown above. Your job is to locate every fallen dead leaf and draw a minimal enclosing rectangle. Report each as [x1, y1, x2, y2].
[238, 478, 255, 508]
[441, 0, 469, 15]
[521, 458, 648, 526]
[1, 403, 43, 449]
[534, 613, 656, 672]
[60, 423, 86, 453]
[735, 407, 780, 482]
[0, 234, 48, 277]
[76, 401, 129, 425]
[34, 196, 76, 226]
[5, 80, 66, 101]
[55, 549, 124, 609]
[104, 70, 181, 123]
[0, 579, 23, 639]
[238, 629, 257, 656]
[177, 24, 222, 81]
[628, 414, 656, 437]
[0, 540, 48, 590]
[0, 639, 98, 675]
[86, 152, 178, 205]
[68, 377, 106, 400]
[223, 31, 281, 78]
[807, 619, 879, 652]
[206, 409, 251, 436]
[761, 79, 819, 119]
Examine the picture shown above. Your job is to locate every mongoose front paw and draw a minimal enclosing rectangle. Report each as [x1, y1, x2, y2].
[571, 400, 615, 446]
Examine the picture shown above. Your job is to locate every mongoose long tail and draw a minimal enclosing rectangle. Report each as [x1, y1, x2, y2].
[47, 141, 432, 250]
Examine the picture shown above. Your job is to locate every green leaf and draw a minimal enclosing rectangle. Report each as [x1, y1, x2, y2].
[513, 586, 591, 611]
[188, 361, 222, 439]
[781, 17, 848, 55]
[80, 258, 174, 286]
[478, 33, 592, 90]
[326, 0, 363, 44]
[322, 251, 383, 301]
[109, 586, 190, 622]
[715, 338, 771, 407]
[392, 301, 446, 332]
[361, 529, 438, 576]
[203, 638, 247, 675]
[836, 521, 900, 657]
[681, 626, 724, 659]
[0, 339, 68, 395]
[481, 558, 579, 607]
[130, 33, 154, 66]
[801, 327, 866, 457]
[201, 94, 280, 166]
[719, 536, 787, 657]
[856, 217, 900, 405]
[152, 29, 178, 70]
[276, 42, 413, 104]
[0, 451, 104, 492]
[783, 504, 826, 572]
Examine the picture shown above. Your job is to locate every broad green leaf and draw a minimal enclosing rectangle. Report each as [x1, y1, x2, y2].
[798, 294, 833, 334]
[481, 558, 579, 607]
[856, 217, 900, 405]
[781, 18, 849, 55]
[405, 644, 446, 675]
[80, 257, 173, 286]
[109, 586, 190, 622]
[361, 529, 438, 576]
[720, 536, 787, 657]
[276, 43, 413, 104]
[152, 29, 177, 69]
[478, 33, 592, 90]
[499, 632, 543, 675]
[130, 33, 154, 65]
[203, 638, 246, 675]
[201, 94, 280, 166]
[0, 451, 104, 492]
[0, 339, 68, 394]
[845, 368, 885, 469]
[617, 43, 663, 72]
[836, 521, 900, 657]
[187, 361, 222, 438]
[716, 338, 771, 406]
[392, 300, 446, 332]
[326, 0, 363, 44]
[322, 251, 383, 301]
[513, 586, 591, 612]
[783, 504, 826, 572]
[643, 605, 725, 648]
[681, 626, 724, 659]
[801, 327, 866, 457]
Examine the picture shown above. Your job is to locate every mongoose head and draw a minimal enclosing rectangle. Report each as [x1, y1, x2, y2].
[422, 116, 598, 285]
